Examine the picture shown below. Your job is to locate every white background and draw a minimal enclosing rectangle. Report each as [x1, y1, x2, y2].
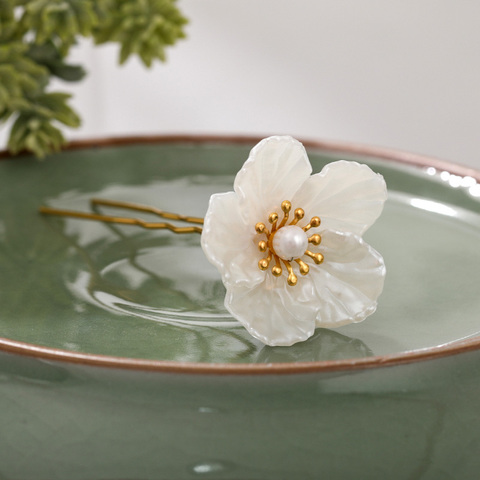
[2, 0, 480, 169]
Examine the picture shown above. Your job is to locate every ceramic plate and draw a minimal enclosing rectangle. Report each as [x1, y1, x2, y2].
[1, 136, 479, 371]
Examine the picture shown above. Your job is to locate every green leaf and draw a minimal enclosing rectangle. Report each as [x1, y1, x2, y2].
[8, 112, 67, 158]
[49, 62, 85, 81]
[0, 42, 49, 113]
[93, 0, 187, 66]
[34, 92, 81, 127]
[0, 0, 14, 23]
[3, 0, 188, 158]
[20, 0, 100, 54]
[27, 41, 86, 81]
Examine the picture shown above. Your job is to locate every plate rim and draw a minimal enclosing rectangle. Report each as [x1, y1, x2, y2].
[1, 134, 479, 375]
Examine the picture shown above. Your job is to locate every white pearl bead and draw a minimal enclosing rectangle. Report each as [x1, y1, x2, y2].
[272, 225, 308, 261]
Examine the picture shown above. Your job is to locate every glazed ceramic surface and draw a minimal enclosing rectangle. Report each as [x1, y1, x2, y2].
[0, 139, 479, 365]
[0, 137, 479, 479]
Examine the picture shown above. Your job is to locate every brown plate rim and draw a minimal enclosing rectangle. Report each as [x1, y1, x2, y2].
[1, 134, 479, 375]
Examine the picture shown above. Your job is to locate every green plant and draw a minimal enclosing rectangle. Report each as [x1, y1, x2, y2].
[0, 0, 188, 158]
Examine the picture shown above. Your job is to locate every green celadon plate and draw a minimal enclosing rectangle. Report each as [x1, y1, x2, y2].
[0, 136, 479, 370]
[1, 137, 480, 480]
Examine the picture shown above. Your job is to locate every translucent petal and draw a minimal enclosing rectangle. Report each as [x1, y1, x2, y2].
[292, 160, 387, 235]
[234, 136, 312, 225]
[201, 192, 264, 288]
[309, 230, 386, 328]
[225, 275, 317, 347]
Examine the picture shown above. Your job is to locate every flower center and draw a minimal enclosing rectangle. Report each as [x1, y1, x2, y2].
[272, 225, 308, 261]
[255, 200, 324, 286]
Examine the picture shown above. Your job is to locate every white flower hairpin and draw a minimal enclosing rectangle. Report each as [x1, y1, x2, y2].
[40, 136, 387, 346]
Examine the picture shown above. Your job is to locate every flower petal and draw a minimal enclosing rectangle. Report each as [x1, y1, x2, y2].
[225, 275, 317, 347]
[292, 160, 387, 235]
[234, 136, 312, 225]
[310, 230, 386, 328]
[201, 191, 265, 288]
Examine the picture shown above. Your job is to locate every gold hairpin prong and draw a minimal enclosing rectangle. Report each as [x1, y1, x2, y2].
[308, 234, 321, 245]
[90, 198, 204, 225]
[38, 205, 203, 234]
[305, 250, 324, 264]
[278, 200, 292, 228]
[303, 216, 321, 232]
[282, 259, 297, 286]
[289, 208, 305, 226]
[295, 258, 309, 275]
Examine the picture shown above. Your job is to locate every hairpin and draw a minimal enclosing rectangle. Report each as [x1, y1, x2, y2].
[39, 136, 387, 346]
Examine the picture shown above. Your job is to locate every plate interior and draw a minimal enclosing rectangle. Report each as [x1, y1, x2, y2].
[0, 142, 479, 363]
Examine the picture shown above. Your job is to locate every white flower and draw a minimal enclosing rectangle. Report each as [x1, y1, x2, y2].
[201, 136, 387, 346]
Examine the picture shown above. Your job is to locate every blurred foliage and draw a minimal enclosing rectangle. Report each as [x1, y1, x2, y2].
[0, 0, 188, 158]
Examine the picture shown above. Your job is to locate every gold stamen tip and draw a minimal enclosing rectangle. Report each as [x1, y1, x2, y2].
[295, 259, 309, 275]
[309, 234, 321, 245]
[290, 208, 305, 225]
[268, 212, 278, 224]
[281, 200, 292, 214]
[282, 259, 298, 286]
[310, 216, 321, 228]
[258, 258, 269, 270]
[255, 222, 266, 234]
[272, 256, 282, 276]
[294, 208, 305, 220]
[272, 265, 282, 276]
[305, 250, 324, 264]
[258, 240, 267, 252]
[287, 273, 298, 286]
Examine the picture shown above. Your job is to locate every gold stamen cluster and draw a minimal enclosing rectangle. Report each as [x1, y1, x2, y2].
[255, 200, 324, 286]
